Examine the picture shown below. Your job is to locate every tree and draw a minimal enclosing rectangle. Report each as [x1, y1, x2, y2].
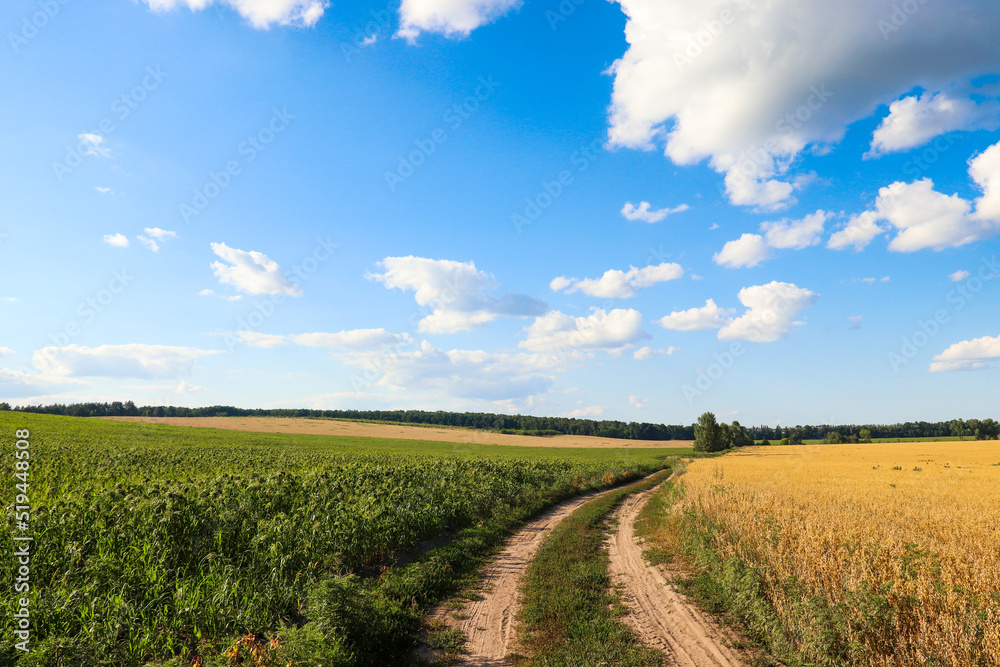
[951, 419, 967, 441]
[694, 412, 726, 452]
[760, 438, 771, 446]
[978, 418, 1000, 440]
[859, 429, 872, 443]
[730, 421, 752, 447]
[788, 430, 803, 445]
[825, 431, 845, 444]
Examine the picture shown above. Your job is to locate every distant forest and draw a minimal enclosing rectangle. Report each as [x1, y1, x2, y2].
[2, 401, 995, 442]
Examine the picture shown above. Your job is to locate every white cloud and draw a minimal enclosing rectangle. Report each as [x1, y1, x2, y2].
[628, 395, 648, 409]
[79, 133, 110, 157]
[620, 201, 690, 223]
[950, 270, 971, 282]
[868, 91, 999, 157]
[232, 331, 289, 348]
[361, 33, 378, 46]
[103, 233, 129, 248]
[658, 298, 734, 331]
[291, 329, 413, 350]
[718, 282, 819, 343]
[838, 141, 1000, 252]
[606, 0, 1000, 209]
[930, 335, 1000, 372]
[346, 340, 558, 401]
[94, 186, 113, 194]
[713, 233, 771, 268]
[562, 405, 605, 418]
[210, 242, 303, 297]
[848, 315, 863, 329]
[858, 276, 891, 285]
[137, 236, 160, 252]
[32, 344, 220, 379]
[145, 227, 177, 241]
[551, 263, 684, 298]
[198, 288, 215, 296]
[367, 256, 547, 333]
[520, 308, 648, 353]
[0, 347, 14, 358]
[633, 346, 674, 360]
[143, 0, 328, 28]
[761, 210, 831, 249]
[827, 210, 888, 251]
[396, 0, 520, 41]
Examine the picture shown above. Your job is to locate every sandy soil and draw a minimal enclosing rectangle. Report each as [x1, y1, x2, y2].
[424, 491, 605, 666]
[607, 483, 746, 666]
[97, 416, 691, 449]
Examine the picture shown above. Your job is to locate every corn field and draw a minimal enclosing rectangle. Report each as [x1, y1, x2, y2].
[673, 443, 1000, 666]
[0, 413, 661, 665]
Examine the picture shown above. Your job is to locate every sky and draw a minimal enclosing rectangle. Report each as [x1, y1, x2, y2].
[1, 0, 999, 426]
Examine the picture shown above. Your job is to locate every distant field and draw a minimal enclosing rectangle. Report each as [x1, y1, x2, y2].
[659, 442, 1000, 665]
[99, 415, 694, 450]
[798, 435, 962, 444]
[0, 412, 680, 665]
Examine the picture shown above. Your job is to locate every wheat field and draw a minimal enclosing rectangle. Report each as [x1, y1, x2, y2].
[674, 442, 1000, 666]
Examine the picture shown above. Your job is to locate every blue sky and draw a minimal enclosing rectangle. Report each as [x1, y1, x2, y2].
[2, 0, 999, 425]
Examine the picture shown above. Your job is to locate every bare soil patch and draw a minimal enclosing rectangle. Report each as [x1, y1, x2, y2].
[98, 416, 689, 449]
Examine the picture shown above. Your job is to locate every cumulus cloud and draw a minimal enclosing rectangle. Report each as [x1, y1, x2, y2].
[827, 210, 888, 251]
[145, 227, 177, 241]
[761, 210, 830, 249]
[103, 233, 129, 248]
[718, 282, 819, 343]
[628, 395, 648, 409]
[519, 308, 648, 353]
[550, 263, 684, 298]
[210, 242, 303, 297]
[143, 0, 328, 28]
[232, 331, 289, 348]
[367, 256, 547, 334]
[347, 340, 558, 401]
[32, 344, 220, 379]
[0, 347, 14, 358]
[633, 346, 674, 360]
[620, 201, 690, 223]
[835, 141, 1000, 252]
[718, 211, 830, 266]
[291, 329, 413, 350]
[79, 133, 110, 157]
[930, 335, 1000, 372]
[658, 299, 735, 331]
[867, 91, 999, 157]
[396, 0, 520, 41]
[606, 0, 1000, 209]
[562, 405, 605, 418]
[713, 233, 771, 268]
[949, 270, 971, 282]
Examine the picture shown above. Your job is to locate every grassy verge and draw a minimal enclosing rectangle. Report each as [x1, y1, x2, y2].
[633, 478, 802, 667]
[511, 468, 675, 666]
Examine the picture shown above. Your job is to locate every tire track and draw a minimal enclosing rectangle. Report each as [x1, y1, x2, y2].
[607, 482, 746, 667]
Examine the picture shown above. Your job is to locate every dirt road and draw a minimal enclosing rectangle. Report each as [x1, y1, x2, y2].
[425, 491, 605, 666]
[607, 484, 745, 666]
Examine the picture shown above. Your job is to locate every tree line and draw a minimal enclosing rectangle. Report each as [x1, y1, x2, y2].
[2, 402, 997, 443]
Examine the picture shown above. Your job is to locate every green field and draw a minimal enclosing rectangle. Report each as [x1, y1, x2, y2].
[0, 413, 684, 666]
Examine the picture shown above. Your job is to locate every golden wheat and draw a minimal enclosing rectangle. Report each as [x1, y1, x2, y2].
[677, 442, 1000, 666]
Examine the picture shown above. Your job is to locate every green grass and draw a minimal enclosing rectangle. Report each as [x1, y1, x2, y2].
[0, 413, 674, 666]
[512, 469, 674, 666]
